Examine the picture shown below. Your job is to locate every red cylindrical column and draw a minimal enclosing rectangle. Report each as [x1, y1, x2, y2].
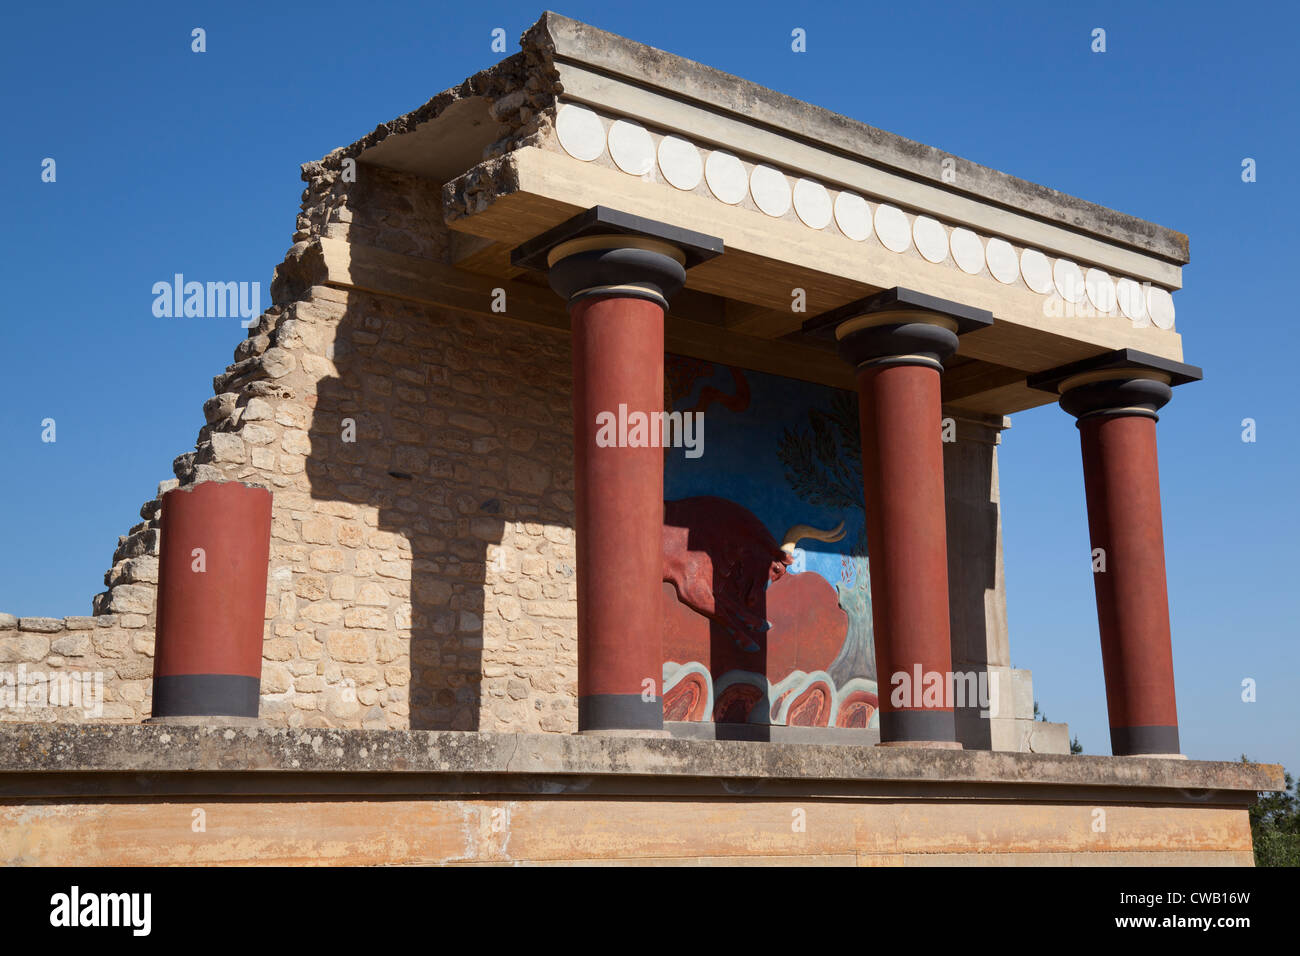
[1030, 352, 1200, 756]
[831, 308, 972, 747]
[151, 480, 272, 719]
[570, 295, 666, 731]
[1080, 413, 1180, 755]
[515, 208, 720, 733]
[857, 362, 958, 745]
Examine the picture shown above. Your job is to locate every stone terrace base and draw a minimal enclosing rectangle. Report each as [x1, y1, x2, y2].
[0, 724, 1280, 866]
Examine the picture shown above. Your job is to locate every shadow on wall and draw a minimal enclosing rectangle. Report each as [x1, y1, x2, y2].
[944, 419, 1003, 751]
[305, 288, 575, 732]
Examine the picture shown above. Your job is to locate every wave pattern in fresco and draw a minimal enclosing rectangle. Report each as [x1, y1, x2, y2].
[660, 356, 876, 728]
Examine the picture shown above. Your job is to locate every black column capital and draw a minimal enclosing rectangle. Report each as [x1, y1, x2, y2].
[510, 205, 723, 310]
[803, 287, 993, 372]
[1027, 348, 1203, 424]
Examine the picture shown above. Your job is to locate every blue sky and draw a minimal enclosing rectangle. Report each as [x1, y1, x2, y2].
[1, 1, 1295, 769]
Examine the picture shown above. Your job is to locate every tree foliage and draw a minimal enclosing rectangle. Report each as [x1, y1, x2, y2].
[1242, 755, 1300, 867]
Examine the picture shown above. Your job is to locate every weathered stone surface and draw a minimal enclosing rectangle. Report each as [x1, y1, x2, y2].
[113, 529, 160, 562]
[50, 634, 91, 657]
[109, 556, 159, 586]
[12, 634, 51, 660]
[0, 725, 1282, 799]
[203, 392, 239, 425]
[206, 433, 246, 463]
[104, 585, 155, 615]
[17, 618, 63, 633]
[0, 614, 16, 631]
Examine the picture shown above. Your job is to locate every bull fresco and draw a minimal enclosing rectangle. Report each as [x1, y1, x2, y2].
[661, 356, 878, 728]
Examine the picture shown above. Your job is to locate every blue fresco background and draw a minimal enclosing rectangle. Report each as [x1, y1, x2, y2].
[664, 359, 861, 593]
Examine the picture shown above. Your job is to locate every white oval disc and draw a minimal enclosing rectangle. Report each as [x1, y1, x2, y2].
[834, 192, 872, 241]
[1020, 248, 1054, 294]
[750, 164, 792, 217]
[1085, 268, 1116, 313]
[555, 103, 605, 162]
[875, 204, 912, 253]
[1053, 259, 1085, 303]
[950, 228, 985, 275]
[986, 238, 1019, 284]
[1115, 277, 1148, 324]
[1147, 286, 1176, 329]
[657, 135, 703, 190]
[913, 216, 949, 263]
[705, 151, 748, 205]
[793, 179, 832, 229]
[607, 119, 655, 175]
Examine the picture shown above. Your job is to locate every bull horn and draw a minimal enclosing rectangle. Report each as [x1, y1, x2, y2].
[780, 520, 846, 553]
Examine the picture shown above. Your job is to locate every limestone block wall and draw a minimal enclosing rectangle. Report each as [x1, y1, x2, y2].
[0, 614, 151, 722]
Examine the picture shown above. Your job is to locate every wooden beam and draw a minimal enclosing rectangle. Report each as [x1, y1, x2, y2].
[724, 299, 802, 337]
[941, 360, 1032, 404]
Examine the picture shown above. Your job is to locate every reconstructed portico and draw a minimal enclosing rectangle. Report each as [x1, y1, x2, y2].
[0, 12, 1280, 865]
[421, 9, 1203, 753]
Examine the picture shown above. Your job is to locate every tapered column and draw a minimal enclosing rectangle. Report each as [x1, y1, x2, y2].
[151, 480, 272, 720]
[1029, 349, 1202, 756]
[810, 288, 992, 748]
[512, 207, 722, 733]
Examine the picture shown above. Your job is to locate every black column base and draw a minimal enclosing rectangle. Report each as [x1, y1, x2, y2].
[878, 708, 958, 744]
[1110, 724, 1181, 756]
[578, 694, 664, 732]
[151, 674, 261, 719]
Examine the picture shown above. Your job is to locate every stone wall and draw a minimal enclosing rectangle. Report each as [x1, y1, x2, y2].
[0, 614, 152, 722]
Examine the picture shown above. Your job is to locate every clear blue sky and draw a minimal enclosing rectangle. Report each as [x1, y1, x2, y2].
[1, 1, 1295, 770]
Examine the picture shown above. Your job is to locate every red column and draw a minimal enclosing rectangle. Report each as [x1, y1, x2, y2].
[151, 480, 272, 720]
[1080, 413, 1180, 755]
[1029, 353, 1200, 756]
[856, 361, 958, 746]
[822, 295, 993, 747]
[510, 208, 721, 733]
[570, 295, 666, 732]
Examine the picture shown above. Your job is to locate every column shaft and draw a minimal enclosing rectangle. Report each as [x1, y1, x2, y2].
[571, 295, 665, 731]
[510, 206, 722, 735]
[152, 481, 272, 719]
[1080, 413, 1179, 755]
[857, 363, 957, 744]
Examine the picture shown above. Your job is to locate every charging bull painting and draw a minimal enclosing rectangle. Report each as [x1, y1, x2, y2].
[661, 356, 878, 729]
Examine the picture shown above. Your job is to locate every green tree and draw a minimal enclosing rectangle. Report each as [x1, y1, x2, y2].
[1241, 755, 1300, 867]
